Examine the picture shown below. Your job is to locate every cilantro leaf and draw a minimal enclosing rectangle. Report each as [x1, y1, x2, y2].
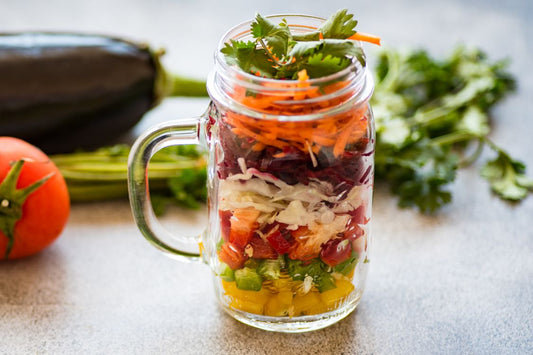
[292, 31, 321, 41]
[288, 39, 366, 78]
[323, 39, 366, 67]
[303, 53, 351, 78]
[455, 106, 490, 136]
[220, 40, 277, 77]
[251, 13, 291, 58]
[481, 148, 533, 200]
[290, 40, 364, 62]
[319, 9, 358, 39]
[221, 9, 370, 79]
[376, 139, 458, 213]
[372, 46, 526, 212]
[288, 41, 323, 60]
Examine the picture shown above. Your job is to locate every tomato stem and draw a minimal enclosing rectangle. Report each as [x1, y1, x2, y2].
[0, 160, 52, 259]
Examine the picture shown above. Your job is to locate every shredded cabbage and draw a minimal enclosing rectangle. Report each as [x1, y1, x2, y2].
[219, 167, 365, 248]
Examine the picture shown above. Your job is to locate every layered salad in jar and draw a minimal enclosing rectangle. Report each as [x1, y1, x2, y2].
[209, 10, 379, 318]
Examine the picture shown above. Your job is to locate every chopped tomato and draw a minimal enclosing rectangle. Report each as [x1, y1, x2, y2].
[229, 207, 260, 248]
[288, 245, 318, 262]
[248, 235, 277, 259]
[320, 238, 352, 267]
[266, 229, 293, 254]
[349, 205, 366, 225]
[345, 219, 365, 241]
[218, 243, 247, 270]
[219, 210, 232, 242]
[287, 226, 316, 261]
[290, 226, 310, 238]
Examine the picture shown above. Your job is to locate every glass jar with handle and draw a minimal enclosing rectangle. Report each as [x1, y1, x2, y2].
[128, 13, 375, 333]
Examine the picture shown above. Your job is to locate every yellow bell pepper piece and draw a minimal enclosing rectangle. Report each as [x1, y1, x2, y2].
[222, 280, 272, 314]
[271, 277, 293, 292]
[230, 298, 265, 315]
[319, 279, 355, 310]
[264, 291, 293, 317]
[292, 292, 326, 316]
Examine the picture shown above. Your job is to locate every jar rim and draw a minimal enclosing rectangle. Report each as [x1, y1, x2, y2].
[208, 13, 374, 122]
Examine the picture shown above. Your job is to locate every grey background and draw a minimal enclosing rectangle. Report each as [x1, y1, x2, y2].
[1, 0, 532, 354]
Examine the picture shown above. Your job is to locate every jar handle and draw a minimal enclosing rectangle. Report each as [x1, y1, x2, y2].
[127, 117, 205, 262]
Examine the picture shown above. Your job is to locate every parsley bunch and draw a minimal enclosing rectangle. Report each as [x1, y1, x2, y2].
[373, 47, 532, 212]
[221, 9, 366, 79]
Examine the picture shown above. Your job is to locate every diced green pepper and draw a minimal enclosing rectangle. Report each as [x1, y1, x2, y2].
[257, 258, 282, 280]
[333, 251, 358, 275]
[235, 267, 263, 291]
[244, 258, 260, 269]
[286, 258, 337, 293]
[315, 274, 337, 293]
[218, 262, 235, 282]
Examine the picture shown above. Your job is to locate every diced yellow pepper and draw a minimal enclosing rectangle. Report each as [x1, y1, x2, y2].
[319, 279, 355, 310]
[292, 292, 326, 316]
[230, 298, 264, 315]
[271, 277, 292, 292]
[346, 268, 355, 280]
[264, 291, 293, 317]
[222, 280, 271, 314]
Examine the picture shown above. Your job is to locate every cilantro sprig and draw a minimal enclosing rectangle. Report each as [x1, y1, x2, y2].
[221, 9, 371, 79]
[480, 141, 533, 201]
[373, 47, 531, 212]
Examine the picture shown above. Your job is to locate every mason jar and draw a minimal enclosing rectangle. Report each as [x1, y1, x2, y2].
[128, 14, 375, 333]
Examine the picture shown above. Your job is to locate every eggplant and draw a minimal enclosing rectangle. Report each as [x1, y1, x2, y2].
[0, 32, 207, 153]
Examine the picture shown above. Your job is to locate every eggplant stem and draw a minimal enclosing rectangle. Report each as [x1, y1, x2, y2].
[168, 75, 208, 97]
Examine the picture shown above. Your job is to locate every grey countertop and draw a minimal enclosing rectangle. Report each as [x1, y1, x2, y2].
[1, 0, 532, 354]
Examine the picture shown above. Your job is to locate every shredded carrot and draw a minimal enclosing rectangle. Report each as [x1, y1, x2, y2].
[223, 69, 369, 158]
[252, 142, 266, 151]
[333, 108, 368, 157]
[348, 32, 381, 46]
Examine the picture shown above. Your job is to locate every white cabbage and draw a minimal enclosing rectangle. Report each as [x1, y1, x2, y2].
[219, 167, 367, 248]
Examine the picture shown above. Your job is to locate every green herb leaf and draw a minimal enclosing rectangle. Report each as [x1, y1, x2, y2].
[455, 106, 490, 136]
[333, 251, 358, 275]
[481, 148, 533, 200]
[372, 46, 526, 212]
[286, 258, 336, 293]
[303, 53, 351, 78]
[252, 13, 291, 57]
[221, 40, 277, 77]
[376, 138, 459, 213]
[167, 168, 207, 209]
[221, 9, 370, 79]
[319, 9, 358, 39]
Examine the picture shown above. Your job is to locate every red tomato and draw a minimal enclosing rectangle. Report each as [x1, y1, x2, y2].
[345, 219, 365, 241]
[0, 137, 70, 260]
[288, 226, 317, 261]
[266, 229, 293, 254]
[320, 238, 352, 267]
[219, 210, 232, 243]
[248, 235, 277, 259]
[290, 226, 310, 239]
[218, 243, 247, 270]
[229, 208, 259, 248]
[349, 205, 366, 225]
